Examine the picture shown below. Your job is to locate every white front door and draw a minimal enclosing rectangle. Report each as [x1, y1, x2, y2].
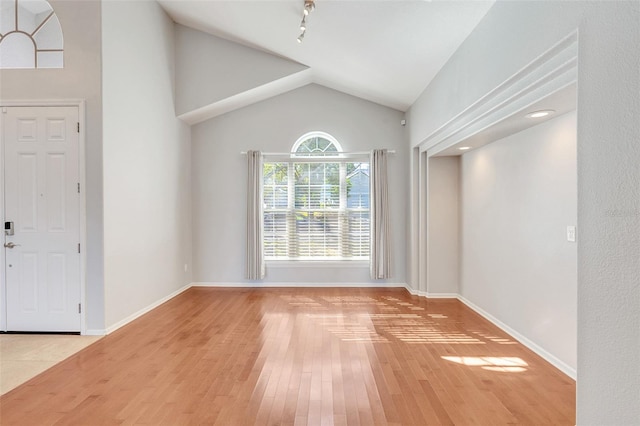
[3, 106, 81, 332]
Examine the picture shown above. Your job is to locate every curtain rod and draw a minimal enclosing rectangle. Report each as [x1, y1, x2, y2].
[240, 150, 396, 156]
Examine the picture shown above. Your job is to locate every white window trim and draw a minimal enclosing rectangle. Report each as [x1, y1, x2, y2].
[263, 133, 370, 262]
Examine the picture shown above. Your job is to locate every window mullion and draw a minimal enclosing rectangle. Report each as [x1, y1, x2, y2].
[339, 163, 348, 257]
[287, 162, 296, 258]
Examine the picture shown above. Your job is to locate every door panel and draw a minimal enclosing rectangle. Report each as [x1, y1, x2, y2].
[46, 119, 67, 142]
[47, 252, 67, 312]
[17, 119, 37, 142]
[4, 106, 80, 332]
[18, 153, 38, 231]
[19, 252, 38, 312]
[46, 153, 67, 231]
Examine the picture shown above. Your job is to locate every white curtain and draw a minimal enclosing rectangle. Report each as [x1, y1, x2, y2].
[246, 150, 265, 280]
[370, 149, 391, 279]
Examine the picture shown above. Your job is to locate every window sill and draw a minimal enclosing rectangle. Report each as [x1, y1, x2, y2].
[266, 260, 369, 269]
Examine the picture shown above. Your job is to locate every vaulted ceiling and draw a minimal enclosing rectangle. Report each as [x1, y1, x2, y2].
[158, 0, 494, 113]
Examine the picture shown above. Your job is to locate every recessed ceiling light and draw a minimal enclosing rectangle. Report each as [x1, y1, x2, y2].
[526, 109, 555, 119]
[458, 146, 471, 151]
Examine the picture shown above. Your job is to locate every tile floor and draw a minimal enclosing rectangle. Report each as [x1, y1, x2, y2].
[0, 334, 102, 395]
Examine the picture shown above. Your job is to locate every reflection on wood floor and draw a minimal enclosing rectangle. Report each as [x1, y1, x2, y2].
[0, 287, 575, 425]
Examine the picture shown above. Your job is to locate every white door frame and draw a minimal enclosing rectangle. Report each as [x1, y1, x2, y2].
[0, 99, 87, 334]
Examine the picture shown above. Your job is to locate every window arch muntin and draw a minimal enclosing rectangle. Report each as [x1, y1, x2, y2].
[0, 0, 64, 69]
[291, 131, 343, 157]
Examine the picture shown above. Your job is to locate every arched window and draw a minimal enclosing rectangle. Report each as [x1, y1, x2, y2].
[0, 0, 64, 69]
[292, 132, 342, 156]
[263, 132, 370, 260]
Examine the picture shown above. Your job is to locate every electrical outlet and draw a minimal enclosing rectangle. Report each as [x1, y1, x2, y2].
[567, 226, 576, 242]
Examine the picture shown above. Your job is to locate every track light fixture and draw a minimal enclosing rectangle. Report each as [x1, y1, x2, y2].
[298, 0, 315, 43]
[303, 0, 315, 15]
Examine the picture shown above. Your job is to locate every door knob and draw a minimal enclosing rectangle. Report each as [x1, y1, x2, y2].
[4, 242, 20, 249]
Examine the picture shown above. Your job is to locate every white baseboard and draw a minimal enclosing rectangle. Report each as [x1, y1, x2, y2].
[104, 283, 192, 335]
[192, 281, 407, 288]
[404, 285, 421, 296]
[457, 295, 576, 380]
[84, 329, 106, 336]
[425, 292, 459, 299]
[403, 286, 457, 299]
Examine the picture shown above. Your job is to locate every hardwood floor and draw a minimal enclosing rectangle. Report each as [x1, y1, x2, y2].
[0, 287, 575, 425]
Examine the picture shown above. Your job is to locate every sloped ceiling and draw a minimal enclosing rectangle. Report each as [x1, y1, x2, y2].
[158, 0, 495, 121]
[174, 24, 312, 124]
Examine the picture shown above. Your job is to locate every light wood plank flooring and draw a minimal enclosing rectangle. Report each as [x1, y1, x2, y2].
[0, 287, 575, 425]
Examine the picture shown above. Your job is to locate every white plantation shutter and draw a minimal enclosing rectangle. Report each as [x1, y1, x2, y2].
[346, 210, 370, 257]
[263, 159, 370, 260]
[263, 162, 288, 258]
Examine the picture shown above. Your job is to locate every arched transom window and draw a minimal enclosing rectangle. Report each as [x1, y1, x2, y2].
[263, 132, 370, 260]
[0, 0, 64, 69]
[292, 132, 342, 156]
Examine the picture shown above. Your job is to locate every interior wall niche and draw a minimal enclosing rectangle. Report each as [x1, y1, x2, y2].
[0, 0, 64, 69]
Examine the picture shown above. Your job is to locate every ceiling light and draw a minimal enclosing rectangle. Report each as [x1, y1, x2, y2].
[298, 0, 315, 42]
[526, 109, 555, 119]
[304, 0, 315, 15]
[458, 146, 471, 151]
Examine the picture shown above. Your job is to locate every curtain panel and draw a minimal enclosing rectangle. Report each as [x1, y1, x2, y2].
[370, 149, 391, 279]
[246, 150, 265, 280]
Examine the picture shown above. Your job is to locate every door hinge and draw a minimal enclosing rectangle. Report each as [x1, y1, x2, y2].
[78, 243, 81, 253]
[77, 183, 80, 193]
[78, 303, 82, 314]
[77, 122, 80, 133]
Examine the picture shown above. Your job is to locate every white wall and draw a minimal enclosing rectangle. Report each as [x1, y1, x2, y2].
[461, 111, 577, 373]
[408, 2, 639, 422]
[427, 156, 460, 295]
[192, 84, 407, 285]
[102, 1, 192, 330]
[174, 24, 308, 117]
[0, 0, 104, 332]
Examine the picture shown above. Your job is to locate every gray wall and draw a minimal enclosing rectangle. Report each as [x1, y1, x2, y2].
[427, 156, 460, 295]
[102, 1, 192, 330]
[192, 84, 408, 285]
[461, 111, 577, 374]
[408, 2, 639, 422]
[0, 0, 104, 332]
